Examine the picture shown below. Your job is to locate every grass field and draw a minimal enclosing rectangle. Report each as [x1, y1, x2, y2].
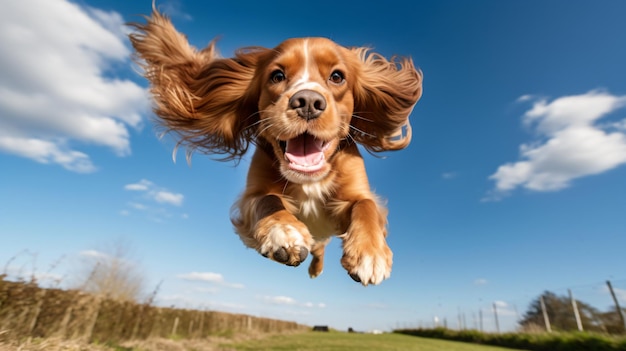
[1, 332, 526, 351]
[224, 332, 525, 351]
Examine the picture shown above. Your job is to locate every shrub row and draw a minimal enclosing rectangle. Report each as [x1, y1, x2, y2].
[395, 328, 626, 351]
[0, 278, 307, 343]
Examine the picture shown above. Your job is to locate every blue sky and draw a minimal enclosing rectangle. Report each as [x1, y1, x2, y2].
[1, 0, 626, 332]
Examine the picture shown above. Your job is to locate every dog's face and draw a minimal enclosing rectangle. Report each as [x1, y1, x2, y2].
[130, 12, 422, 173]
[255, 38, 356, 184]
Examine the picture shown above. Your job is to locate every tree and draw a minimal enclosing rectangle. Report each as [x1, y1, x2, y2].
[519, 291, 604, 332]
[73, 239, 146, 302]
[598, 306, 626, 334]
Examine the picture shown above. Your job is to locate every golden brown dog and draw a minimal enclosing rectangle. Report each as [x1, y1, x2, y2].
[130, 9, 422, 285]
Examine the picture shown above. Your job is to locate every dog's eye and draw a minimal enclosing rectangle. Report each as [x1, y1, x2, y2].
[270, 70, 286, 84]
[329, 70, 345, 85]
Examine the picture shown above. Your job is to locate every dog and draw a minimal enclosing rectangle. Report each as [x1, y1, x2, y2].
[130, 9, 422, 285]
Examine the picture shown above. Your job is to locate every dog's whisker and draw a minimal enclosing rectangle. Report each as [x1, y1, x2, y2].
[345, 133, 356, 145]
[349, 125, 377, 139]
[281, 179, 289, 195]
[245, 119, 263, 130]
[257, 122, 277, 137]
[351, 113, 374, 123]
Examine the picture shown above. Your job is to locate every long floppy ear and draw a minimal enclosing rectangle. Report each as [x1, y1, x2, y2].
[129, 9, 266, 160]
[350, 48, 423, 152]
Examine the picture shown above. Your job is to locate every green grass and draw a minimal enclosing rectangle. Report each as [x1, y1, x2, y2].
[225, 331, 525, 351]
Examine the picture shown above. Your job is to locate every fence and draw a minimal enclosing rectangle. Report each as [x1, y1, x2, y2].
[0, 278, 307, 343]
[395, 279, 626, 334]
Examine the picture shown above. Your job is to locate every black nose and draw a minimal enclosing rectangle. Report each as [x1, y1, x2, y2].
[289, 90, 326, 121]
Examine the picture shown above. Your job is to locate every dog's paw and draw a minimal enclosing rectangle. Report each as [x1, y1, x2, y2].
[307, 239, 330, 279]
[257, 220, 311, 267]
[341, 240, 392, 286]
[308, 256, 324, 278]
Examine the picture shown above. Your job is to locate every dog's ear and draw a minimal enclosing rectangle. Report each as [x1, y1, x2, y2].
[350, 48, 422, 152]
[129, 9, 267, 160]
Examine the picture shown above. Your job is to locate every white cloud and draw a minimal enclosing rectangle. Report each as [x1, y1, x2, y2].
[123, 179, 184, 207]
[79, 249, 109, 260]
[494, 300, 508, 308]
[159, 0, 193, 21]
[601, 286, 626, 304]
[224, 282, 245, 289]
[128, 202, 147, 210]
[266, 295, 297, 305]
[609, 119, 626, 132]
[615, 288, 626, 304]
[442, 172, 457, 180]
[0, 137, 96, 173]
[178, 271, 245, 289]
[486, 90, 626, 200]
[122, 180, 185, 221]
[124, 179, 153, 191]
[260, 295, 325, 309]
[0, 0, 149, 172]
[489, 301, 518, 317]
[474, 278, 488, 286]
[179, 272, 224, 283]
[157, 294, 247, 310]
[154, 191, 184, 206]
[365, 303, 388, 309]
[195, 287, 219, 294]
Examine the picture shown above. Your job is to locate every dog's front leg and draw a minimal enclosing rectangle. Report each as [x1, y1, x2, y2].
[341, 198, 393, 286]
[235, 194, 312, 267]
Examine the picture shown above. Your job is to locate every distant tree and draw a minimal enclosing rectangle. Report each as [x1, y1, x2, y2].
[519, 291, 604, 332]
[73, 239, 146, 302]
[598, 306, 626, 334]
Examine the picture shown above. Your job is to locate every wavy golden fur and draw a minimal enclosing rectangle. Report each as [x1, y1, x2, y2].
[130, 9, 422, 285]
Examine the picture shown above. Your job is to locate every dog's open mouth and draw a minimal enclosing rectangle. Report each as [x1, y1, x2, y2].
[279, 132, 331, 173]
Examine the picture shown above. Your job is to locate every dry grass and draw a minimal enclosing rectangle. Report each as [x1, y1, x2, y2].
[0, 278, 307, 349]
[120, 330, 273, 351]
[0, 336, 231, 351]
[121, 337, 227, 351]
[0, 332, 300, 351]
[0, 337, 113, 351]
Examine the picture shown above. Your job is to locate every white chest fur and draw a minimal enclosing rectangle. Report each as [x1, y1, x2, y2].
[294, 182, 336, 239]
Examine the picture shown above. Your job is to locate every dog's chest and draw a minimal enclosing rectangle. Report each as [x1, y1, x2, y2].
[293, 182, 336, 239]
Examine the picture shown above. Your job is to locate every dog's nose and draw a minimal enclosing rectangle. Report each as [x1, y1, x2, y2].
[289, 90, 326, 121]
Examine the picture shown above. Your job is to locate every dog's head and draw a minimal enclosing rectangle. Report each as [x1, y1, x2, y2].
[130, 11, 422, 184]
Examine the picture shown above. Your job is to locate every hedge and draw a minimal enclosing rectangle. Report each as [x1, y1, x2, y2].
[395, 328, 626, 351]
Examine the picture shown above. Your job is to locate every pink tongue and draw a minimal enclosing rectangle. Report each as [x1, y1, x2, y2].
[285, 134, 324, 167]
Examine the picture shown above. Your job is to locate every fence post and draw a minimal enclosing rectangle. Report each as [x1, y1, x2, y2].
[59, 303, 74, 339]
[85, 297, 102, 342]
[607, 280, 626, 332]
[492, 303, 500, 333]
[27, 289, 46, 337]
[568, 289, 583, 331]
[130, 304, 145, 340]
[540, 295, 552, 333]
[171, 316, 179, 336]
[199, 311, 205, 337]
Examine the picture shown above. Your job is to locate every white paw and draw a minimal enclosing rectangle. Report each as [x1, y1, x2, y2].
[348, 253, 391, 286]
[259, 224, 310, 266]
